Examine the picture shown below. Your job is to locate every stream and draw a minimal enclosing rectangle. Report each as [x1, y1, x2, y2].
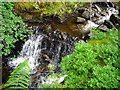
[2, 2, 120, 88]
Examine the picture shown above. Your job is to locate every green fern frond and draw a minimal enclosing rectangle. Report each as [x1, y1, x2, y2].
[3, 61, 30, 89]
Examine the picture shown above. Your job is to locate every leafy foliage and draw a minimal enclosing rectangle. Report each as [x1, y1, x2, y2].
[3, 61, 30, 89]
[41, 64, 68, 88]
[0, 2, 31, 56]
[51, 29, 119, 88]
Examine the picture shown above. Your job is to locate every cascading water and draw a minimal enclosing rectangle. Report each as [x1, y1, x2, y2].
[6, 2, 119, 88]
[9, 35, 43, 72]
[8, 25, 79, 87]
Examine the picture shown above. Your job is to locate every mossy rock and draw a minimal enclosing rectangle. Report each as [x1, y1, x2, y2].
[13, 2, 86, 20]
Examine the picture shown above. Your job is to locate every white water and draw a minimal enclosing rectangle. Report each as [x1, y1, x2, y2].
[9, 35, 44, 74]
[96, 7, 119, 24]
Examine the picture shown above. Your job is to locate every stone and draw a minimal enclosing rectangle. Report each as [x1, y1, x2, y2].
[110, 14, 120, 25]
[94, 4, 102, 12]
[107, 2, 114, 7]
[76, 8, 85, 14]
[98, 25, 108, 32]
[104, 20, 116, 29]
[94, 12, 101, 17]
[100, 12, 108, 16]
[81, 9, 95, 19]
[76, 17, 86, 23]
[91, 17, 100, 22]
[81, 10, 90, 19]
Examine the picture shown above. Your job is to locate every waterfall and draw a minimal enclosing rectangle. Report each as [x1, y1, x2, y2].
[8, 34, 45, 74]
[6, 2, 119, 88]
[8, 28, 77, 87]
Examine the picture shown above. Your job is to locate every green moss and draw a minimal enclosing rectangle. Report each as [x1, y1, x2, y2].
[14, 2, 86, 20]
[88, 39, 111, 45]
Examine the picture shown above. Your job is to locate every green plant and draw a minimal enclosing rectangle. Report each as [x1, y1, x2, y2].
[90, 28, 118, 43]
[41, 64, 68, 88]
[0, 2, 31, 56]
[2, 61, 30, 89]
[53, 29, 119, 88]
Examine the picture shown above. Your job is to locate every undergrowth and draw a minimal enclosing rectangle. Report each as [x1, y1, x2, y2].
[0, 2, 32, 56]
[44, 29, 119, 88]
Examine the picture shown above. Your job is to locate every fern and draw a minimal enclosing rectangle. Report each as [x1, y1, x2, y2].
[3, 61, 30, 89]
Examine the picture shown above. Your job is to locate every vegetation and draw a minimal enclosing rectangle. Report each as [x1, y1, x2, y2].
[36, 2, 84, 18]
[0, 2, 31, 56]
[14, 2, 85, 20]
[2, 61, 30, 89]
[1, 2, 119, 89]
[44, 29, 119, 88]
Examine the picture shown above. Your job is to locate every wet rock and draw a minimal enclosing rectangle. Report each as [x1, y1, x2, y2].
[81, 10, 90, 19]
[39, 52, 52, 63]
[104, 20, 116, 29]
[91, 17, 100, 22]
[76, 17, 86, 23]
[100, 12, 108, 16]
[107, 2, 114, 7]
[44, 24, 52, 33]
[98, 25, 108, 32]
[94, 12, 101, 17]
[76, 8, 85, 14]
[81, 9, 95, 19]
[92, 7, 101, 17]
[93, 2, 108, 10]
[94, 4, 102, 12]
[110, 14, 120, 25]
[77, 24, 90, 34]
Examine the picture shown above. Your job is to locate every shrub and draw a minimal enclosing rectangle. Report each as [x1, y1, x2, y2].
[54, 29, 119, 88]
[0, 2, 31, 56]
